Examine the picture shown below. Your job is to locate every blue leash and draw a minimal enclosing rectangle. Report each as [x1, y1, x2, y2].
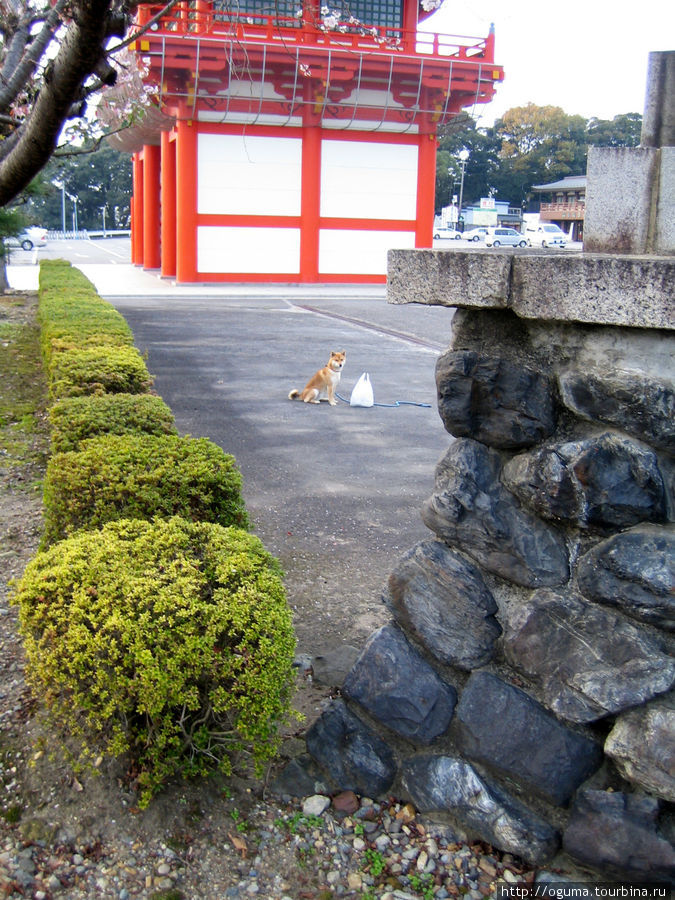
[336, 393, 431, 409]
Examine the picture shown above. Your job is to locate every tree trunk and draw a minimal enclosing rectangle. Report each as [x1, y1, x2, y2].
[0, 259, 9, 294]
[0, 1, 113, 206]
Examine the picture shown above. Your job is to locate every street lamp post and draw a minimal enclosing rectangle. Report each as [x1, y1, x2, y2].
[53, 181, 67, 235]
[447, 167, 457, 225]
[457, 149, 469, 230]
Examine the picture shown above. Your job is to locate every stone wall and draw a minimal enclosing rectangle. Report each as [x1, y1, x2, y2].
[289, 250, 674, 882]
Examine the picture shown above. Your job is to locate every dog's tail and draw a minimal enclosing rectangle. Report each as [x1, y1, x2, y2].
[288, 389, 300, 400]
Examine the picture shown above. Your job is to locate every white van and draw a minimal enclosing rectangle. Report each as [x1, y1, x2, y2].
[525, 223, 567, 248]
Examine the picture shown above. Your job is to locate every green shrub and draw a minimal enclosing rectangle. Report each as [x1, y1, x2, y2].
[38, 261, 134, 363]
[49, 394, 177, 453]
[13, 517, 296, 806]
[47, 345, 153, 399]
[42, 433, 249, 544]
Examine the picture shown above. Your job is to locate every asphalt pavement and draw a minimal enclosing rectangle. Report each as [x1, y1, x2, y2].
[8, 253, 456, 658]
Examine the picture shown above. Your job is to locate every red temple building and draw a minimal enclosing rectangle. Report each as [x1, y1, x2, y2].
[120, 0, 503, 283]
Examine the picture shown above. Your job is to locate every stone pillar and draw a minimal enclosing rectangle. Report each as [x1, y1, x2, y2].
[584, 50, 674, 255]
[641, 50, 675, 148]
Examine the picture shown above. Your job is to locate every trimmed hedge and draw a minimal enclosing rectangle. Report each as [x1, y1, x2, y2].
[42, 433, 249, 545]
[46, 345, 153, 399]
[38, 261, 151, 400]
[13, 517, 296, 807]
[48, 394, 177, 453]
[38, 261, 135, 363]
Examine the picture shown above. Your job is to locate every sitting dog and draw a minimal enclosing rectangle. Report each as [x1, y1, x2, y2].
[288, 350, 346, 406]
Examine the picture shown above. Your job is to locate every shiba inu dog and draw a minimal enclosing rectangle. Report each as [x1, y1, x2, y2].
[288, 350, 346, 406]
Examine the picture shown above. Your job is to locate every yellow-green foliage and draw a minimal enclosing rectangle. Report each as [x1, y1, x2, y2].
[46, 346, 153, 399]
[13, 517, 296, 807]
[42, 433, 249, 545]
[38, 261, 134, 363]
[49, 394, 176, 453]
[38, 261, 151, 400]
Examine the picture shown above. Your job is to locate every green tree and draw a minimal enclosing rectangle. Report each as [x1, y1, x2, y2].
[492, 103, 588, 202]
[587, 112, 642, 147]
[435, 115, 500, 212]
[27, 146, 132, 232]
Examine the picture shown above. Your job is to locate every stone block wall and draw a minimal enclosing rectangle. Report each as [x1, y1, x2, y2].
[297, 251, 675, 882]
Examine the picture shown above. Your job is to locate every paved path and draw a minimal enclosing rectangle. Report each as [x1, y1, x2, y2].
[9, 259, 456, 657]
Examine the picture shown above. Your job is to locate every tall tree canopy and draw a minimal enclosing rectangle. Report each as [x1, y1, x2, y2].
[435, 105, 643, 212]
[26, 144, 132, 231]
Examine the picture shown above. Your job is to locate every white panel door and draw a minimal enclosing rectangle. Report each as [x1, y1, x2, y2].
[320, 140, 418, 220]
[198, 134, 302, 216]
[319, 229, 416, 275]
[198, 227, 301, 273]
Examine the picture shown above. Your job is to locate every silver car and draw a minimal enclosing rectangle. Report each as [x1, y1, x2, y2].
[7, 226, 48, 250]
[485, 227, 527, 248]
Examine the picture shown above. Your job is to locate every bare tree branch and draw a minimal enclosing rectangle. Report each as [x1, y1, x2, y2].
[0, 0, 69, 111]
[107, 0, 182, 56]
[0, 0, 122, 205]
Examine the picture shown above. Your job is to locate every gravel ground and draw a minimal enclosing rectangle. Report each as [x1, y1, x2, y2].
[0, 291, 554, 900]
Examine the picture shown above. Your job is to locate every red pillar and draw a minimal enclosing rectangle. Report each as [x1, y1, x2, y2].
[132, 153, 144, 265]
[175, 119, 198, 283]
[143, 143, 161, 269]
[415, 133, 437, 247]
[300, 125, 321, 283]
[161, 131, 177, 278]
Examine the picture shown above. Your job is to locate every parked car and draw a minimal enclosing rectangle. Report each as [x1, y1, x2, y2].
[485, 227, 527, 248]
[433, 227, 462, 240]
[6, 226, 48, 250]
[525, 223, 567, 248]
[463, 227, 488, 242]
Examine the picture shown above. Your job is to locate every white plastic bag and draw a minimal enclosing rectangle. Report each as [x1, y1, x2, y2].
[350, 372, 374, 407]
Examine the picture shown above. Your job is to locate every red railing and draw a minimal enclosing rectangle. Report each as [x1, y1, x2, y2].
[539, 201, 585, 220]
[135, 2, 495, 62]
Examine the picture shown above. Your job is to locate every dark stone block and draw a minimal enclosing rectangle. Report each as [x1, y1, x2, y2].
[343, 624, 457, 744]
[604, 696, 675, 802]
[563, 790, 675, 882]
[577, 524, 675, 631]
[454, 671, 603, 806]
[422, 439, 569, 588]
[503, 432, 667, 529]
[435, 350, 556, 449]
[559, 368, 675, 454]
[401, 754, 559, 865]
[269, 755, 335, 799]
[305, 699, 396, 797]
[504, 588, 675, 723]
[386, 540, 501, 670]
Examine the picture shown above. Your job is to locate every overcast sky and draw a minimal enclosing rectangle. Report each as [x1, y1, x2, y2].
[422, 0, 674, 127]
